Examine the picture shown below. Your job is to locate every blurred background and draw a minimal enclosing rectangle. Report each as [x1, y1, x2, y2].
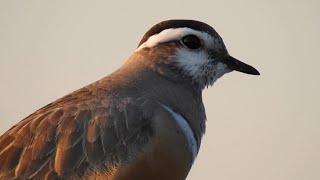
[0, 0, 319, 179]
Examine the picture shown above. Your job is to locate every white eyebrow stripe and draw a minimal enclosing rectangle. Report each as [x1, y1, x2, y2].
[135, 27, 214, 52]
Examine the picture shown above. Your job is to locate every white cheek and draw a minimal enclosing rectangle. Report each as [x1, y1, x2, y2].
[174, 48, 208, 76]
[174, 48, 230, 87]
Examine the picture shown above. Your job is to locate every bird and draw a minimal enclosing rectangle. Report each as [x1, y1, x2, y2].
[0, 19, 259, 180]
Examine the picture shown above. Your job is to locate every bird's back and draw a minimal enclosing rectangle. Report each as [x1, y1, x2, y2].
[0, 78, 155, 179]
[0, 67, 199, 180]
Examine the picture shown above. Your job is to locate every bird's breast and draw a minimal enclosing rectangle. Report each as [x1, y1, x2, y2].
[94, 104, 196, 180]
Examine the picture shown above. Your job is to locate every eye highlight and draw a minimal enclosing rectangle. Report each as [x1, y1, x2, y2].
[181, 35, 202, 50]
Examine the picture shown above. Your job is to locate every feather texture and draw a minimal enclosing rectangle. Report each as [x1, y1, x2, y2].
[0, 85, 153, 179]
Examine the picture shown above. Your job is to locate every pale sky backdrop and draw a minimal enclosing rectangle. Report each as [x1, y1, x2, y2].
[0, 1, 319, 180]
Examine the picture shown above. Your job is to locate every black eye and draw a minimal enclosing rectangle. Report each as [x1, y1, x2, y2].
[181, 35, 202, 50]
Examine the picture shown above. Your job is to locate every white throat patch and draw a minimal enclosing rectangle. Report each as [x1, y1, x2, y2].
[136, 27, 215, 51]
[161, 105, 198, 161]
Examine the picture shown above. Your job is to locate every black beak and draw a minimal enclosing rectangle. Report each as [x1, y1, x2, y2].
[221, 56, 260, 75]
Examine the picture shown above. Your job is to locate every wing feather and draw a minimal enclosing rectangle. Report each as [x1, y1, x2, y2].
[0, 89, 153, 179]
[54, 110, 91, 176]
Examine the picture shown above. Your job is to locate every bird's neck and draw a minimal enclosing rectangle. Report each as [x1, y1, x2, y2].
[105, 55, 206, 148]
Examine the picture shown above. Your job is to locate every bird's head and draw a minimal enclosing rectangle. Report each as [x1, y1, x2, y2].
[134, 19, 260, 89]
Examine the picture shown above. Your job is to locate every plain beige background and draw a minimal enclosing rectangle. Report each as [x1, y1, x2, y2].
[1, 0, 319, 179]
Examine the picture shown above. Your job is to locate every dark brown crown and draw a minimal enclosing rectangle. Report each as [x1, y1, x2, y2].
[138, 19, 220, 47]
